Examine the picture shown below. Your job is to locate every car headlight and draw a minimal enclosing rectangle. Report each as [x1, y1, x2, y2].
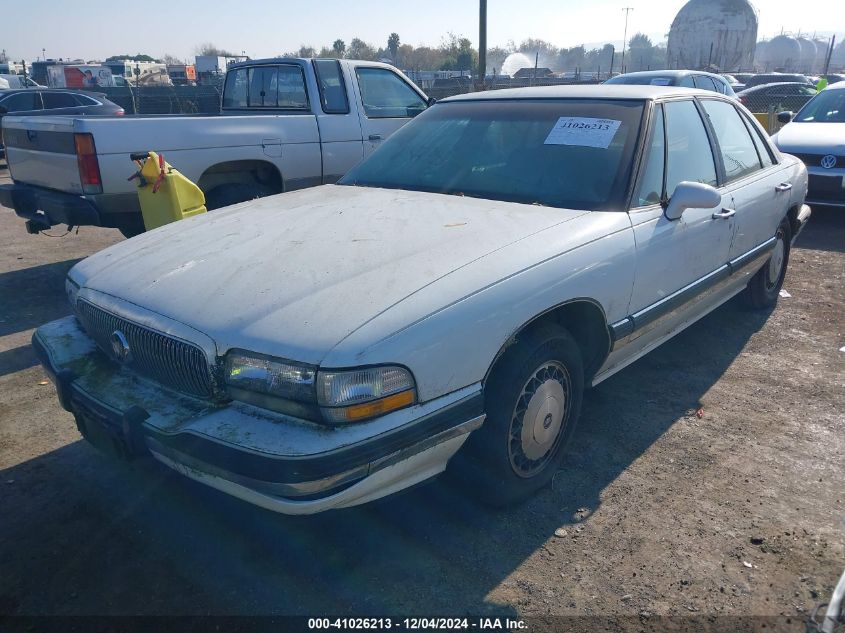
[224, 351, 416, 424]
[225, 351, 316, 402]
[317, 366, 416, 424]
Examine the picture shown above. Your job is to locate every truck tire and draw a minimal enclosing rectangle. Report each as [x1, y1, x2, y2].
[204, 183, 275, 211]
[459, 323, 584, 507]
[744, 219, 791, 310]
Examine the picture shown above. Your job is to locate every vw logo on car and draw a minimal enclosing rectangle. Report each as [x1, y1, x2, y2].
[109, 330, 132, 363]
[820, 155, 838, 169]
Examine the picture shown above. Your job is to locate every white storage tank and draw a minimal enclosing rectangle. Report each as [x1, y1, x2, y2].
[667, 0, 758, 72]
[764, 35, 802, 72]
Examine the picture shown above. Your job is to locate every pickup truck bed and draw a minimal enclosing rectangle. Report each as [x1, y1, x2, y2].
[1, 58, 430, 236]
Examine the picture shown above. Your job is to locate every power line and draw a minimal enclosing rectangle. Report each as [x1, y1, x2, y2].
[621, 7, 634, 74]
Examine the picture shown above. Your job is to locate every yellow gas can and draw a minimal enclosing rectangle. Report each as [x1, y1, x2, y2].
[130, 151, 206, 231]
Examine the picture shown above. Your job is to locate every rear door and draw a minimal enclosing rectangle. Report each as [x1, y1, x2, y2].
[698, 98, 791, 266]
[41, 91, 85, 115]
[350, 65, 428, 157]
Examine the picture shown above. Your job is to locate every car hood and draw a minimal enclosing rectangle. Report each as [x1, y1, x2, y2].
[773, 122, 845, 154]
[72, 185, 588, 364]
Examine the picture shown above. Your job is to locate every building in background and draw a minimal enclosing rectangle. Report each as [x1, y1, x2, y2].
[666, 0, 758, 71]
[195, 55, 247, 84]
[167, 64, 197, 85]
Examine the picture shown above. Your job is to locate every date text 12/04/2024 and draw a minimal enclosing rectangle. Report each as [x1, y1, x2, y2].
[307, 618, 527, 630]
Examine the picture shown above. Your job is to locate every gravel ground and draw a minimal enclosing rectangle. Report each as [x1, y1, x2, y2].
[0, 163, 843, 628]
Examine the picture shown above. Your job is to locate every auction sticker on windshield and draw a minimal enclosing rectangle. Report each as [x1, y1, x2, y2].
[544, 117, 622, 148]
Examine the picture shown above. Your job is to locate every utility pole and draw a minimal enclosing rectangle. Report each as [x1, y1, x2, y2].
[478, 0, 487, 89]
[621, 7, 633, 74]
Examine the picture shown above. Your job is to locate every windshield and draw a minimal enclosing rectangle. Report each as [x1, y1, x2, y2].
[339, 99, 645, 210]
[794, 89, 845, 123]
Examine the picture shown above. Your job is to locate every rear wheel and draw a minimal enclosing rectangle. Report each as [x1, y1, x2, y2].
[745, 219, 791, 310]
[462, 323, 584, 506]
[116, 217, 145, 239]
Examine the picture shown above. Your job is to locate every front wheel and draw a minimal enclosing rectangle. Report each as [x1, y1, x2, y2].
[462, 323, 584, 507]
[745, 219, 791, 310]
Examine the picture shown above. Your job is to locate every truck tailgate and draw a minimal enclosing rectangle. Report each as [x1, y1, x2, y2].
[3, 116, 83, 194]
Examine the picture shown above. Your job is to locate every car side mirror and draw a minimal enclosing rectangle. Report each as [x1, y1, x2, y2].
[427, 96, 437, 106]
[664, 181, 721, 221]
[777, 111, 794, 124]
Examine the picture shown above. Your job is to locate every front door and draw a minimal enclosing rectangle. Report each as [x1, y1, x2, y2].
[627, 99, 736, 341]
[350, 65, 428, 157]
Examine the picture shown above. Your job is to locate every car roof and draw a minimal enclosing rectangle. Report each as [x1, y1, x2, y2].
[440, 84, 722, 103]
[738, 81, 814, 92]
[824, 81, 845, 91]
[610, 69, 725, 79]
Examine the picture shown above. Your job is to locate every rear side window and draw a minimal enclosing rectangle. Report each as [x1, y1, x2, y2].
[42, 92, 78, 108]
[223, 65, 308, 110]
[73, 94, 100, 106]
[741, 112, 775, 167]
[313, 60, 349, 114]
[679, 76, 695, 88]
[700, 99, 762, 182]
[1, 91, 41, 112]
[355, 68, 427, 118]
[694, 75, 718, 92]
[664, 100, 718, 196]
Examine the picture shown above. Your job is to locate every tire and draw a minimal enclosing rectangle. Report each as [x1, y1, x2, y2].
[460, 322, 584, 507]
[744, 219, 791, 310]
[204, 183, 275, 211]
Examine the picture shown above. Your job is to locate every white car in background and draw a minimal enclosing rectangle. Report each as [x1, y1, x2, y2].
[773, 82, 845, 209]
[33, 85, 810, 515]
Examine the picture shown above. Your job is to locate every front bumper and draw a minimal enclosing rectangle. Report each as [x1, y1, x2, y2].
[806, 167, 845, 209]
[0, 182, 101, 229]
[34, 316, 485, 514]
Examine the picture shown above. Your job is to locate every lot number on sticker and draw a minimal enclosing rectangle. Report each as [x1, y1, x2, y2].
[544, 117, 622, 148]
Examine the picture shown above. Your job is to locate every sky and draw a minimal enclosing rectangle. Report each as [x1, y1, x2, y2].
[3, 0, 843, 63]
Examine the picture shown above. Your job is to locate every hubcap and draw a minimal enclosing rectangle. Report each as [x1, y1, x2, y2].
[508, 361, 571, 478]
[767, 233, 785, 288]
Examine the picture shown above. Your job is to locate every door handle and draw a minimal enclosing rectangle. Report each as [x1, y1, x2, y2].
[712, 208, 736, 219]
[775, 182, 792, 192]
[368, 134, 383, 141]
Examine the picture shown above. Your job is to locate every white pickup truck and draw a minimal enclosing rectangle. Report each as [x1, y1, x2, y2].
[0, 58, 431, 236]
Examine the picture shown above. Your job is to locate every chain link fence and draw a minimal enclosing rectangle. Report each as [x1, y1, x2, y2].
[92, 85, 223, 115]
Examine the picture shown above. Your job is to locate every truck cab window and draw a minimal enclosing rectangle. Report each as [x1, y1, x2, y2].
[314, 60, 350, 114]
[355, 68, 427, 118]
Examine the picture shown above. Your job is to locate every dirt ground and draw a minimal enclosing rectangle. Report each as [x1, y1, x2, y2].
[0, 162, 843, 629]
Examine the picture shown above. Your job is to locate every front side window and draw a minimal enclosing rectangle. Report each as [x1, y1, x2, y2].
[635, 104, 665, 206]
[355, 68, 427, 118]
[340, 99, 645, 210]
[701, 99, 762, 182]
[663, 100, 718, 197]
[0, 91, 41, 112]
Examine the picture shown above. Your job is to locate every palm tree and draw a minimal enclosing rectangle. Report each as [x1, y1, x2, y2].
[388, 33, 400, 61]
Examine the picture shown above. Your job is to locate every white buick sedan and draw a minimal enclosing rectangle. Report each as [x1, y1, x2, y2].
[34, 85, 810, 514]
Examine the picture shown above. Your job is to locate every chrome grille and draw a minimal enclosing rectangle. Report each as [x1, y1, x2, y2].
[76, 300, 214, 398]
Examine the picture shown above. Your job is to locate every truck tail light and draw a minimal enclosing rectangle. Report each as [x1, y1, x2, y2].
[74, 133, 102, 194]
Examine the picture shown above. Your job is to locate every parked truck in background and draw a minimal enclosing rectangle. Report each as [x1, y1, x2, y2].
[0, 58, 432, 236]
